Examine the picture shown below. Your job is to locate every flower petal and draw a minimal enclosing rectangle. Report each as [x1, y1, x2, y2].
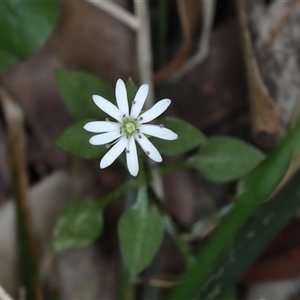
[100, 137, 127, 169]
[115, 79, 129, 115]
[92, 95, 122, 121]
[126, 137, 139, 176]
[130, 84, 149, 118]
[138, 99, 171, 124]
[135, 133, 162, 162]
[139, 124, 178, 140]
[89, 131, 121, 145]
[84, 121, 120, 133]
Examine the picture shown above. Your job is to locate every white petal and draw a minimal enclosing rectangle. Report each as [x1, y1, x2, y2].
[135, 133, 162, 162]
[84, 121, 120, 133]
[92, 95, 122, 121]
[115, 79, 129, 115]
[89, 131, 121, 145]
[100, 137, 127, 169]
[126, 137, 139, 176]
[139, 124, 178, 140]
[130, 84, 149, 118]
[138, 99, 171, 124]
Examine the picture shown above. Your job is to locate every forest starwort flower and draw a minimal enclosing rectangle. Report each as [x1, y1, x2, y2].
[84, 79, 178, 176]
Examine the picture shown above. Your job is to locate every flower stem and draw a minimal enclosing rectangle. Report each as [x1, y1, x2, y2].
[95, 180, 138, 210]
[148, 188, 193, 266]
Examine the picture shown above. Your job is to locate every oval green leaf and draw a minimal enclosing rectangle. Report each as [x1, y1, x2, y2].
[189, 136, 266, 182]
[151, 117, 207, 155]
[118, 207, 164, 277]
[55, 69, 114, 120]
[0, 1, 58, 70]
[54, 120, 106, 159]
[53, 201, 103, 252]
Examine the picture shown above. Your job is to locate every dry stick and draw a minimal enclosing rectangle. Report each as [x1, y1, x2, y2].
[170, 0, 216, 82]
[0, 88, 43, 300]
[0, 285, 14, 300]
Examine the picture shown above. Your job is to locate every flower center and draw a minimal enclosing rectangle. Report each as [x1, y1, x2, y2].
[121, 118, 138, 137]
[126, 122, 135, 134]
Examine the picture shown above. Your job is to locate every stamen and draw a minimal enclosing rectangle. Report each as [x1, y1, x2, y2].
[120, 129, 122, 134]
[106, 144, 110, 149]
[138, 135, 142, 139]
[146, 151, 150, 156]
[139, 117, 143, 121]
[132, 100, 136, 104]
[123, 114, 126, 118]
[126, 150, 130, 153]
[105, 118, 110, 122]
[159, 124, 164, 128]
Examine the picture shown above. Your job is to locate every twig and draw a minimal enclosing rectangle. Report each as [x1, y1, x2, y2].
[0, 87, 43, 300]
[86, 0, 138, 30]
[0, 285, 14, 300]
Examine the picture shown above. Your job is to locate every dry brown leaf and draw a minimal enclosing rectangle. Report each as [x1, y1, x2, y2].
[236, 0, 283, 148]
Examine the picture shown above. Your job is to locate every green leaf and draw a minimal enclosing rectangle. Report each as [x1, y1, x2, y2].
[54, 119, 106, 159]
[151, 117, 206, 155]
[55, 69, 114, 120]
[53, 201, 103, 252]
[168, 117, 300, 300]
[198, 170, 300, 299]
[118, 188, 164, 277]
[126, 78, 138, 103]
[0, 0, 58, 70]
[189, 137, 266, 182]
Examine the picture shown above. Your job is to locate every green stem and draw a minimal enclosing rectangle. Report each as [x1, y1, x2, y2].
[148, 187, 193, 266]
[164, 215, 194, 266]
[95, 180, 138, 210]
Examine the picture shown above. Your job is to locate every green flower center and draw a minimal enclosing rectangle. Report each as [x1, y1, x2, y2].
[126, 122, 135, 133]
[121, 118, 138, 137]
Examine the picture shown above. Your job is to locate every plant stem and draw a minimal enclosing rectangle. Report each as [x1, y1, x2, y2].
[95, 180, 137, 209]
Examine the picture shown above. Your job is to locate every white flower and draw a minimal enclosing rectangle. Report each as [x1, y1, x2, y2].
[84, 79, 178, 176]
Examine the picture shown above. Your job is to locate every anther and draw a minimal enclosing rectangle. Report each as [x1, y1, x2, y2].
[126, 150, 130, 153]
[106, 144, 110, 149]
[132, 100, 136, 104]
[146, 151, 150, 156]
[123, 114, 126, 118]
[138, 135, 142, 139]
[159, 124, 164, 128]
[105, 118, 110, 122]
[120, 129, 122, 134]
[139, 117, 143, 121]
